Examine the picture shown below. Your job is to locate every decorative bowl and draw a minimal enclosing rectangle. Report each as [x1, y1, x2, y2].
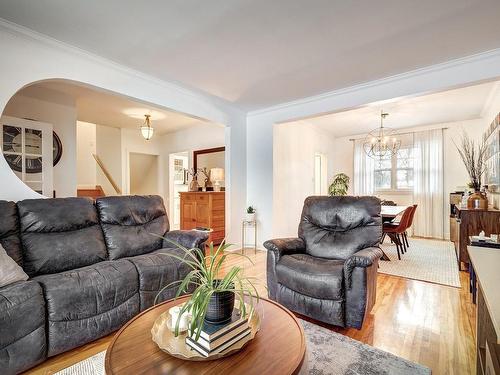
[151, 302, 260, 361]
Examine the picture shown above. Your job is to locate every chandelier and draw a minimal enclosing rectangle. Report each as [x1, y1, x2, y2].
[140, 114, 154, 140]
[363, 111, 400, 159]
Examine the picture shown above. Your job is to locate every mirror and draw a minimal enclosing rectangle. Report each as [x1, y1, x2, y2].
[193, 147, 225, 189]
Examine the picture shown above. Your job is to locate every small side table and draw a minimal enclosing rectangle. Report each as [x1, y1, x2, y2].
[241, 220, 257, 254]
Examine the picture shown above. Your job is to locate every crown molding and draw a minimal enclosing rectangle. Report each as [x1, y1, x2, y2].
[248, 48, 500, 118]
[0, 17, 242, 116]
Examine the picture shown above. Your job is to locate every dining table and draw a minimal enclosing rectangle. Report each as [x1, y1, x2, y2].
[379, 205, 410, 260]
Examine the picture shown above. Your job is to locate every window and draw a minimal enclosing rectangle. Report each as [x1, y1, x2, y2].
[374, 147, 414, 191]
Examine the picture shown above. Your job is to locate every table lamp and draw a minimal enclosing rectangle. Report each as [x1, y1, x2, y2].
[210, 168, 224, 192]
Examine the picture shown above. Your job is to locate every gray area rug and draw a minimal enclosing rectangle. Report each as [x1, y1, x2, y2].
[379, 237, 460, 287]
[56, 321, 430, 375]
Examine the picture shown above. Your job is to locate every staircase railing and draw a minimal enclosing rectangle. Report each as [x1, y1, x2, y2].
[92, 154, 122, 195]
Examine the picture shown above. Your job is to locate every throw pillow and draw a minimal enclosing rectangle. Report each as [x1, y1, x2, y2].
[0, 243, 28, 288]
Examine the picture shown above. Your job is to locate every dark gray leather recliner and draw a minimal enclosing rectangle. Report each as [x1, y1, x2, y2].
[0, 195, 207, 375]
[265, 196, 383, 329]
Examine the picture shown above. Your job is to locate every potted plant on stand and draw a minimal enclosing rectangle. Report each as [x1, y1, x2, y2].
[156, 241, 261, 340]
[245, 206, 256, 222]
[455, 132, 488, 209]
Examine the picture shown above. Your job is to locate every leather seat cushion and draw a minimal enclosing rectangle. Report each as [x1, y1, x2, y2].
[127, 247, 192, 310]
[0, 281, 46, 374]
[0, 201, 23, 266]
[276, 283, 345, 327]
[96, 196, 169, 260]
[17, 198, 108, 276]
[276, 253, 345, 300]
[34, 260, 139, 356]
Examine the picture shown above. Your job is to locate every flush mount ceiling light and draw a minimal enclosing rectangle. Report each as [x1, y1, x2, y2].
[140, 114, 154, 140]
[363, 111, 401, 159]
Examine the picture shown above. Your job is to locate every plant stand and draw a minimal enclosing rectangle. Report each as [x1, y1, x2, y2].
[241, 219, 257, 254]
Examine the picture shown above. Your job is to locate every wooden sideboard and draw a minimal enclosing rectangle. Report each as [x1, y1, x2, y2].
[468, 246, 500, 375]
[450, 206, 500, 270]
[179, 192, 225, 245]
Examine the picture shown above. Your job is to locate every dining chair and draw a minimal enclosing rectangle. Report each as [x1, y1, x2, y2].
[402, 204, 417, 249]
[382, 206, 413, 260]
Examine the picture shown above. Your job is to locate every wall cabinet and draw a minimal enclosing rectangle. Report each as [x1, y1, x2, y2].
[180, 192, 225, 245]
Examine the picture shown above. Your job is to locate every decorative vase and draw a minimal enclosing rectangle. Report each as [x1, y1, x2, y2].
[204, 281, 235, 324]
[245, 213, 256, 222]
[189, 179, 199, 192]
[467, 190, 488, 209]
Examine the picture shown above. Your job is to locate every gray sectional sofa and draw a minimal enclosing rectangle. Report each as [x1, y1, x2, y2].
[0, 195, 207, 375]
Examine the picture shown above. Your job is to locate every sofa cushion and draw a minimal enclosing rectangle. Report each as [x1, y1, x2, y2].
[298, 196, 382, 260]
[96, 195, 169, 260]
[0, 280, 46, 374]
[17, 197, 108, 276]
[34, 259, 139, 356]
[276, 253, 345, 300]
[127, 247, 192, 310]
[0, 243, 28, 288]
[0, 200, 23, 266]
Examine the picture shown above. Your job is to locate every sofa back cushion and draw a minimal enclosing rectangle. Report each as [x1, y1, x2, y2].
[0, 201, 23, 266]
[17, 197, 108, 276]
[298, 196, 381, 260]
[96, 195, 169, 260]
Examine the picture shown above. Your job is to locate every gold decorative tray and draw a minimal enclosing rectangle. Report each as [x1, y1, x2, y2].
[151, 303, 260, 361]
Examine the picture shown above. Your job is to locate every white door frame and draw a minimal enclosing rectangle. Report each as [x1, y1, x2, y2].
[126, 151, 162, 196]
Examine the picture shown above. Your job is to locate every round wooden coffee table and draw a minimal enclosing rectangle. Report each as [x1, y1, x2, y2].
[105, 296, 306, 375]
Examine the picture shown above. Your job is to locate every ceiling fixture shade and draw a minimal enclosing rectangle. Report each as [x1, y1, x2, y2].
[363, 111, 401, 159]
[140, 114, 154, 140]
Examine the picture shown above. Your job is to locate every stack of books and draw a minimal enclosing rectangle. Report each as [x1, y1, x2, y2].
[186, 309, 250, 357]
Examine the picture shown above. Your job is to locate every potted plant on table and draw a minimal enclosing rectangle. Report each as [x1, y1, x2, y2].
[156, 241, 261, 340]
[454, 132, 488, 209]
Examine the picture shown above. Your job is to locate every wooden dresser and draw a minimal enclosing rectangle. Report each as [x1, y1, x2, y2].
[468, 246, 500, 375]
[451, 206, 500, 270]
[179, 192, 225, 245]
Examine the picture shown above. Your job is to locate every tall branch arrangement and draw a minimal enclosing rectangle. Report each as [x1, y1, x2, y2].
[454, 131, 487, 191]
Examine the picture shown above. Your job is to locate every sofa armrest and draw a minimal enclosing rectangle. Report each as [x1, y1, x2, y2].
[344, 246, 383, 287]
[163, 230, 209, 251]
[343, 246, 383, 329]
[263, 238, 306, 262]
[264, 238, 306, 301]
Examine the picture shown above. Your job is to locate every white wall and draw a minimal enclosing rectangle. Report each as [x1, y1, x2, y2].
[248, 49, 500, 246]
[129, 153, 159, 195]
[0, 22, 245, 245]
[3, 94, 77, 197]
[76, 121, 96, 188]
[273, 121, 335, 238]
[95, 125, 122, 196]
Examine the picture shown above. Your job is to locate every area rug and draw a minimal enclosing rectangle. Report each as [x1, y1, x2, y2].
[378, 237, 460, 287]
[55, 321, 430, 375]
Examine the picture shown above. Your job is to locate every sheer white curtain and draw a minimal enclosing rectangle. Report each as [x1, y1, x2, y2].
[413, 129, 444, 238]
[353, 139, 375, 195]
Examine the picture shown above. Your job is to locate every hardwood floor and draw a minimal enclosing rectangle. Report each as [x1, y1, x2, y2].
[25, 248, 476, 375]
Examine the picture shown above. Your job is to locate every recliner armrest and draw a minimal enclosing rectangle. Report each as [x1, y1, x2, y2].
[344, 246, 383, 288]
[263, 238, 306, 262]
[163, 230, 209, 250]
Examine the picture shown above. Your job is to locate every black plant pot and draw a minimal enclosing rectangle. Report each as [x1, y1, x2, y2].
[204, 281, 235, 324]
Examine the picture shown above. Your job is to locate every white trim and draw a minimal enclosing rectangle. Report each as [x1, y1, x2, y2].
[248, 48, 500, 118]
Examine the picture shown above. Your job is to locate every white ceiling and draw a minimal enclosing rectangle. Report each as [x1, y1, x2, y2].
[299, 81, 499, 137]
[14, 81, 212, 135]
[1, 1, 500, 110]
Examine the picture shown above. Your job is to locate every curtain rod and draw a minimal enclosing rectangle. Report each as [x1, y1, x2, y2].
[348, 127, 449, 141]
